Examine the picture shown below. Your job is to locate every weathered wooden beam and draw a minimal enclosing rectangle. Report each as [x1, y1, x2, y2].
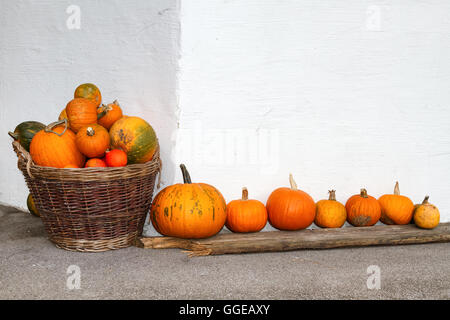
[137, 223, 450, 257]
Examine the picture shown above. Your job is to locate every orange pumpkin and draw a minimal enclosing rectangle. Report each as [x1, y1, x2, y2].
[74, 83, 102, 108]
[315, 190, 346, 228]
[225, 187, 268, 233]
[378, 182, 414, 225]
[345, 188, 381, 227]
[105, 149, 128, 167]
[150, 164, 227, 239]
[66, 98, 98, 133]
[266, 174, 316, 231]
[75, 124, 110, 158]
[58, 108, 68, 121]
[30, 120, 85, 168]
[413, 196, 440, 229]
[85, 158, 107, 168]
[109, 116, 157, 164]
[97, 100, 123, 130]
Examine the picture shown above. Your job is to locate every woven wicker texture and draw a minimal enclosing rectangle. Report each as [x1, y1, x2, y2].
[12, 140, 161, 252]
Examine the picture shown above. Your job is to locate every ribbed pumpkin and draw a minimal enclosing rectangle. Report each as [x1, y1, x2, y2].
[74, 83, 102, 108]
[8, 121, 45, 152]
[75, 124, 110, 158]
[315, 190, 346, 228]
[66, 98, 98, 133]
[266, 174, 316, 231]
[150, 164, 227, 239]
[27, 194, 40, 218]
[345, 188, 381, 227]
[378, 182, 414, 225]
[109, 116, 157, 164]
[413, 196, 440, 229]
[58, 108, 68, 121]
[97, 100, 123, 130]
[29, 120, 85, 168]
[225, 187, 268, 233]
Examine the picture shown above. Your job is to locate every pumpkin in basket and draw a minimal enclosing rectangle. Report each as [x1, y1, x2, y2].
[29, 120, 86, 168]
[66, 98, 98, 133]
[150, 164, 227, 239]
[345, 188, 380, 227]
[266, 174, 316, 231]
[74, 83, 102, 108]
[109, 116, 157, 164]
[9, 121, 46, 152]
[75, 124, 110, 158]
[97, 100, 123, 130]
[378, 182, 414, 225]
[225, 187, 267, 233]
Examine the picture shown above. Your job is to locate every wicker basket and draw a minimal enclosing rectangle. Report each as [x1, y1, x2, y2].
[12, 140, 161, 252]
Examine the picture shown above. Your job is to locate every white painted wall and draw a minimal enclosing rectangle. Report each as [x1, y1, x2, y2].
[175, 0, 450, 226]
[1, 1, 449, 228]
[0, 0, 180, 209]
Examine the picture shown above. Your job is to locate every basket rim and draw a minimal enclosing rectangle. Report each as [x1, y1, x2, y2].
[13, 140, 162, 183]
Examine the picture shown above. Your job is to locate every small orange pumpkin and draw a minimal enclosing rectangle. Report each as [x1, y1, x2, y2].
[66, 98, 98, 133]
[75, 124, 110, 158]
[97, 100, 123, 130]
[345, 188, 381, 227]
[378, 182, 414, 225]
[58, 108, 68, 121]
[150, 164, 227, 239]
[74, 83, 102, 108]
[266, 174, 316, 231]
[85, 158, 107, 168]
[105, 149, 127, 167]
[413, 196, 440, 229]
[30, 120, 85, 168]
[225, 187, 268, 233]
[315, 190, 346, 228]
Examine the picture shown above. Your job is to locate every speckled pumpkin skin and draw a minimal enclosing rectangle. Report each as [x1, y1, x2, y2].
[109, 116, 157, 164]
[413, 198, 440, 229]
[74, 83, 102, 108]
[150, 183, 227, 239]
[315, 199, 346, 228]
[27, 194, 40, 218]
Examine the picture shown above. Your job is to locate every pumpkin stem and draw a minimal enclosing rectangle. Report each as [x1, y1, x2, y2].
[113, 99, 120, 106]
[8, 131, 19, 140]
[422, 195, 429, 204]
[360, 188, 368, 198]
[328, 190, 336, 201]
[180, 164, 192, 184]
[242, 187, 248, 200]
[86, 127, 95, 136]
[289, 173, 298, 190]
[44, 119, 68, 137]
[97, 104, 108, 119]
[394, 181, 400, 195]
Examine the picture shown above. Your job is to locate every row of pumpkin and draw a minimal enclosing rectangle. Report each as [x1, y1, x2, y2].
[9, 83, 158, 169]
[148, 165, 440, 239]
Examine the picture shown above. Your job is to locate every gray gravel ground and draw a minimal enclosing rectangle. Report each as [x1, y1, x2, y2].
[1, 205, 449, 300]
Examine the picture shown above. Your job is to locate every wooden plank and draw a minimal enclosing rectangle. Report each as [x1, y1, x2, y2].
[136, 223, 450, 257]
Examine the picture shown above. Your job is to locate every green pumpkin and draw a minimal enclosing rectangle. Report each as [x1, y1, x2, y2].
[27, 194, 40, 218]
[9, 121, 45, 152]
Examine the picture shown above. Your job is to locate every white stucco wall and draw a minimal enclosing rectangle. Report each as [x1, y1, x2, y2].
[0, 0, 180, 209]
[175, 0, 450, 225]
[1, 0, 449, 225]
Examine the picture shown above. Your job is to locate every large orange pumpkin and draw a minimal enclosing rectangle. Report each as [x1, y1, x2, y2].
[66, 98, 98, 133]
[75, 124, 110, 158]
[97, 100, 123, 130]
[109, 116, 157, 164]
[345, 188, 380, 227]
[315, 190, 346, 228]
[30, 120, 85, 168]
[378, 182, 414, 225]
[150, 164, 227, 239]
[266, 174, 316, 231]
[225, 187, 268, 233]
[74, 83, 102, 108]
